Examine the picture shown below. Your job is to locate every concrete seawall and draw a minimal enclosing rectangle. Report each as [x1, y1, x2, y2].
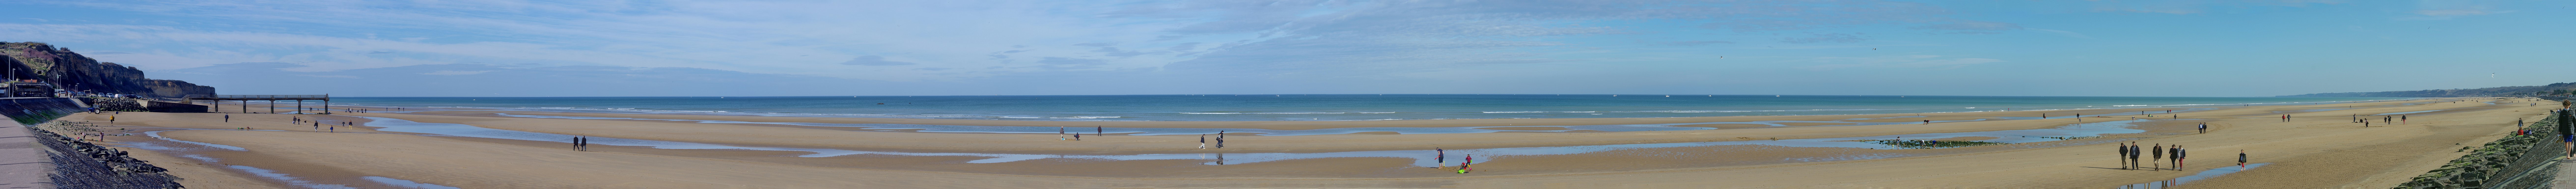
[0, 97, 183, 189]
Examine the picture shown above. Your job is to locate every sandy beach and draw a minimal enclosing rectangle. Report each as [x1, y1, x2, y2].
[62, 98, 2563, 188]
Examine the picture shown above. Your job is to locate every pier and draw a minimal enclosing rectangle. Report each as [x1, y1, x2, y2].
[183, 94, 331, 114]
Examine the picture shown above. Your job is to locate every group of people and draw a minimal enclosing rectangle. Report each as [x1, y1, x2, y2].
[291, 116, 358, 132]
[1049, 126, 1237, 150]
[2353, 115, 2410, 126]
[1058, 126, 1114, 141]
[1436, 148, 1473, 173]
[1200, 131, 1226, 149]
[2116, 142, 2190, 170]
[570, 135, 592, 151]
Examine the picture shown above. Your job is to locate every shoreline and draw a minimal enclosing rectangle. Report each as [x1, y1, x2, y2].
[301, 96, 2413, 122]
[72, 97, 2555, 188]
[321, 99, 2456, 155]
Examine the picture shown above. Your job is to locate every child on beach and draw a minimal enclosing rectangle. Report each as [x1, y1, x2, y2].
[1459, 154, 1473, 173]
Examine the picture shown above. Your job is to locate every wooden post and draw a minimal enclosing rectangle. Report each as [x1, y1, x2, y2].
[296, 100, 304, 114]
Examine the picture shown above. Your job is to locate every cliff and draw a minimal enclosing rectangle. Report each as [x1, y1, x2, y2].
[0, 42, 216, 99]
[2277, 82, 2576, 97]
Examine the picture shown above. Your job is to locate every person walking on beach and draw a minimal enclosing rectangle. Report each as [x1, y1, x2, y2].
[223, 114, 230, 122]
[572, 136, 582, 151]
[2128, 142, 2141, 170]
[1437, 148, 1447, 168]
[2151, 144, 2164, 170]
[2174, 145, 2186, 170]
[1096, 126, 1104, 136]
[1058, 126, 1066, 140]
[1922, 120, 1930, 124]
[2238, 150, 2248, 167]
[2401, 115, 2408, 124]
[1074, 134, 1081, 141]
[2118, 142, 2131, 169]
[108, 116, 113, 123]
[2197, 123, 2208, 133]
[1199, 134, 1208, 149]
[1217, 131, 1227, 148]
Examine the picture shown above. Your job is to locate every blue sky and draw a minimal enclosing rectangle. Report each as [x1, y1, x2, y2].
[0, 0, 2567, 97]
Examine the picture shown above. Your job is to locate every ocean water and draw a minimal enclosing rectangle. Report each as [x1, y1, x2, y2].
[321, 95, 2403, 121]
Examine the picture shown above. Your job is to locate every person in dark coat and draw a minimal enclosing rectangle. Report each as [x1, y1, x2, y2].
[2128, 142, 2141, 170]
[2238, 150, 2249, 167]
[2118, 143, 2131, 169]
[2151, 144, 2164, 170]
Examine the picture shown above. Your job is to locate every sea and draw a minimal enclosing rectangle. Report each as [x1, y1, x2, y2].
[319, 94, 2405, 121]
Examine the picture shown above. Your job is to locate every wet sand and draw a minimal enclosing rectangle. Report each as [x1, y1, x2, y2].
[1475, 126, 1570, 131]
[496, 108, 2198, 130]
[63, 98, 2561, 188]
[1669, 123, 1770, 129]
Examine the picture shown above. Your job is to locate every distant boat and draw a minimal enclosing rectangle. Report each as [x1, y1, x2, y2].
[1612, 95, 1618, 96]
[1664, 95, 1670, 97]
[1774, 95, 1780, 97]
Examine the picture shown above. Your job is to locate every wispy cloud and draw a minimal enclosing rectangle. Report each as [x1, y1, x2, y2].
[2399, 0, 2511, 20]
[1666, 40, 1736, 46]
[2083, 0, 2346, 15]
[2027, 28, 2094, 39]
[840, 56, 915, 66]
[1780, 33, 1870, 43]
[1799, 55, 2005, 70]
[7, 0, 2057, 95]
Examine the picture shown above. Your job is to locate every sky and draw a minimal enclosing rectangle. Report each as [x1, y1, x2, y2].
[0, 0, 2569, 97]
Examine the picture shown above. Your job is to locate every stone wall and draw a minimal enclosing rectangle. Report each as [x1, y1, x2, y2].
[2395, 109, 2572, 189]
[0, 97, 181, 189]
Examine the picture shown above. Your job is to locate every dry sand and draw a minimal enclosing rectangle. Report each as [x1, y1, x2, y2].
[62, 98, 2561, 188]
[337, 103, 2319, 155]
[498, 108, 2193, 130]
